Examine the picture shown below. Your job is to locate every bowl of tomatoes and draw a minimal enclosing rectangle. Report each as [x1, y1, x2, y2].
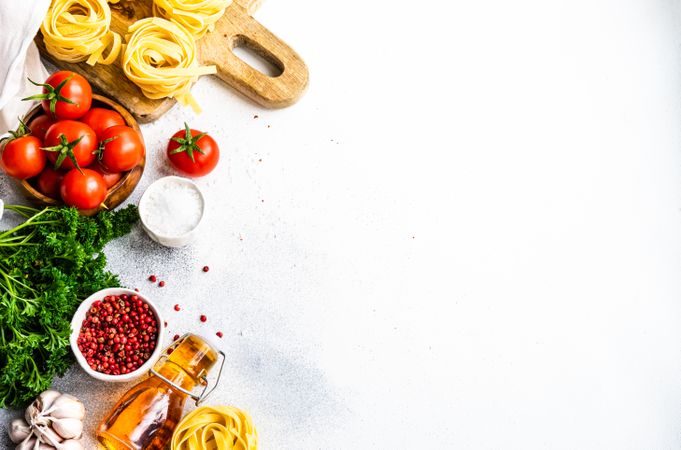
[2, 71, 145, 216]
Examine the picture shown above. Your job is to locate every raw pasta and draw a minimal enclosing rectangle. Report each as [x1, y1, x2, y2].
[152, 0, 232, 39]
[171, 405, 258, 450]
[121, 17, 216, 112]
[41, 0, 121, 65]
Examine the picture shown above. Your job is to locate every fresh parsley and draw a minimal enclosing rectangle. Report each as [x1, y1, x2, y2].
[0, 204, 138, 407]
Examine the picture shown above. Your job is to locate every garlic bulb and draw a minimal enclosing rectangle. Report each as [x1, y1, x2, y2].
[7, 419, 31, 444]
[9, 390, 85, 450]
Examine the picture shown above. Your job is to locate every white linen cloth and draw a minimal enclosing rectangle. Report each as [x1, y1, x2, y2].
[0, 0, 51, 132]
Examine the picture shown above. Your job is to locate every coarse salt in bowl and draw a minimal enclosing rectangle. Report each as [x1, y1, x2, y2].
[138, 176, 205, 247]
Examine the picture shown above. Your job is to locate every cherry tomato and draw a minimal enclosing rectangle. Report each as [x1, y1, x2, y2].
[166, 123, 219, 177]
[97, 125, 144, 172]
[44, 120, 97, 170]
[80, 108, 125, 139]
[2, 136, 46, 179]
[37, 167, 65, 198]
[88, 162, 122, 188]
[25, 71, 92, 120]
[27, 115, 56, 141]
[60, 168, 107, 209]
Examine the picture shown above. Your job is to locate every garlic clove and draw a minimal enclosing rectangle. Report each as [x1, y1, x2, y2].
[24, 399, 49, 427]
[15, 437, 37, 450]
[32, 425, 63, 447]
[50, 418, 83, 440]
[47, 394, 85, 420]
[37, 390, 62, 412]
[24, 402, 40, 426]
[59, 440, 85, 450]
[7, 418, 32, 444]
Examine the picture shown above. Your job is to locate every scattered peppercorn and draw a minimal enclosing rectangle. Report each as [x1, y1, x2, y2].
[202, 266, 209, 272]
[158, 281, 165, 287]
[173, 334, 179, 341]
[216, 331, 223, 338]
[149, 275, 157, 282]
[174, 304, 180, 311]
[200, 315, 207, 323]
[134, 288, 139, 292]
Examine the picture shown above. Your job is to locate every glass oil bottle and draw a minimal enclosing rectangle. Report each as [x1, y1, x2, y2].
[97, 334, 224, 450]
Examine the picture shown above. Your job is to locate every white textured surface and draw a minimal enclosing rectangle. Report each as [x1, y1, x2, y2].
[4, 0, 681, 448]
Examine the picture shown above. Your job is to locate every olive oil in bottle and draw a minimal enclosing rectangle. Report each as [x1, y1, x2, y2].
[97, 334, 221, 450]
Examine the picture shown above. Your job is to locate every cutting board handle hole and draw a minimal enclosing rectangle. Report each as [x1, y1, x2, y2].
[231, 35, 284, 78]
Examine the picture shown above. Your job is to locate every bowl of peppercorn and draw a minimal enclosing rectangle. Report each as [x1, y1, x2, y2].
[70, 288, 165, 382]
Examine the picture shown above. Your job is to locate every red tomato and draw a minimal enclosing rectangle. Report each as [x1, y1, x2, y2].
[25, 71, 92, 120]
[88, 162, 122, 188]
[98, 125, 144, 172]
[28, 115, 56, 141]
[37, 167, 65, 198]
[80, 108, 126, 139]
[166, 123, 219, 177]
[2, 136, 46, 179]
[60, 168, 107, 209]
[44, 120, 97, 170]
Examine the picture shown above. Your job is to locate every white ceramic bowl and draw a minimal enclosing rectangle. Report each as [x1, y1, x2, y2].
[138, 176, 205, 247]
[70, 288, 165, 382]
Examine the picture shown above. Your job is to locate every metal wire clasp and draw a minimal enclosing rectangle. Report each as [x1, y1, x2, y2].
[150, 333, 226, 406]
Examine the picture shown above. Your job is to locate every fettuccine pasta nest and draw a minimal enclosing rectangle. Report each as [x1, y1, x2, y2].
[121, 17, 217, 112]
[41, 0, 122, 65]
[171, 405, 258, 450]
[153, 0, 232, 39]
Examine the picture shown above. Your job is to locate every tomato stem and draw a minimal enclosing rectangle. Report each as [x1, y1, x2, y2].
[22, 76, 78, 118]
[41, 134, 85, 173]
[0, 118, 31, 145]
[94, 135, 119, 161]
[168, 122, 207, 163]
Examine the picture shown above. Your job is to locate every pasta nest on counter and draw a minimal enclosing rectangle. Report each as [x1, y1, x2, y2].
[41, 0, 122, 65]
[152, 0, 232, 39]
[171, 405, 258, 450]
[121, 17, 216, 113]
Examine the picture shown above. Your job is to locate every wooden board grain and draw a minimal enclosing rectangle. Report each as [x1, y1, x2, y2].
[35, 0, 308, 122]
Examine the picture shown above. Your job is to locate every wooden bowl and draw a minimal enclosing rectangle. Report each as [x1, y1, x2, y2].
[17, 94, 145, 216]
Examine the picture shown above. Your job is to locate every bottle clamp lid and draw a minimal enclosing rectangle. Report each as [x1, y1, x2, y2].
[150, 333, 226, 406]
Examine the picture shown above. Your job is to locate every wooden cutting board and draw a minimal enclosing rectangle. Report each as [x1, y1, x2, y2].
[34, 0, 308, 122]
